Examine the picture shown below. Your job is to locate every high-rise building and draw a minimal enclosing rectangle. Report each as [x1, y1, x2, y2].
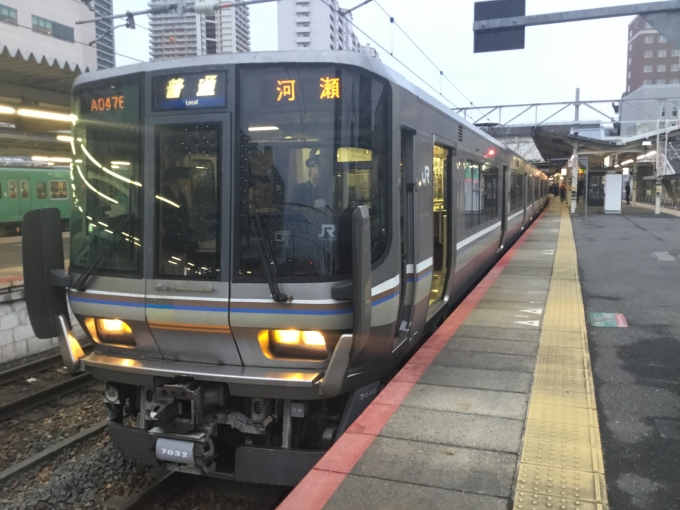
[149, 0, 250, 61]
[92, 0, 115, 69]
[277, 0, 369, 53]
[0, 0, 97, 70]
[626, 15, 680, 94]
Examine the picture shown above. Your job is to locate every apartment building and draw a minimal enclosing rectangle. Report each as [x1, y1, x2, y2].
[277, 0, 363, 52]
[148, 0, 250, 60]
[626, 15, 680, 94]
[0, 0, 97, 70]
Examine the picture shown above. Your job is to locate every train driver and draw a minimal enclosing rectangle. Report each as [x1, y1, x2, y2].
[293, 154, 324, 208]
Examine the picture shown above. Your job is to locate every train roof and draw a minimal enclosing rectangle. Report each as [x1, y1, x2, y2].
[74, 50, 526, 164]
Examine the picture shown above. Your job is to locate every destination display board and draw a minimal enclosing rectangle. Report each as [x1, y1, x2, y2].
[78, 81, 140, 123]
[153, 72, 227, 111]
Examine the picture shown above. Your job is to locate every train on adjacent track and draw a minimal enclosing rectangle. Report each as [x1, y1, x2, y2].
[0, 165, 70, 234]
[22, 51, 548, 486]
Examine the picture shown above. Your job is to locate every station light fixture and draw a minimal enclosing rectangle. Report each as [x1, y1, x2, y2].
[0, 105, 16, 115]
[56, 135, 75, 142]
[248, 126, 279, 132]
[642, 140, 652, 146]
[17, 108, 76, 122]
[620, 159, 634, 165]
[32, 156, 73, 163]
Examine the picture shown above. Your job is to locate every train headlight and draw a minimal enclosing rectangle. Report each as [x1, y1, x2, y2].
[267, 330, 327, 359]
[87, 318, 136, 347]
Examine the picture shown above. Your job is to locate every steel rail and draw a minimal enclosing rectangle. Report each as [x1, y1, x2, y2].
[0, 420, 107, 487]
[0, 344, 92, 386]
[121, 472, 192, 510]
[0, 353, 63, 386]
[0, 372, 93, 422]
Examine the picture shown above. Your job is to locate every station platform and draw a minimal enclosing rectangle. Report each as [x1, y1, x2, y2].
[279, 197, 680, 509]
[280, 200, 610, 510]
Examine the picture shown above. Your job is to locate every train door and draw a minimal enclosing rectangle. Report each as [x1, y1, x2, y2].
[395, 128, 417, 347]
[499, 165, 508, 249]
[428, 143, 452, 313]
[144, 114, 242, 365]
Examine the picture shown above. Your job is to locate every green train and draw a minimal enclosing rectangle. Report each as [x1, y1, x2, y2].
[0, 165, 71, 235]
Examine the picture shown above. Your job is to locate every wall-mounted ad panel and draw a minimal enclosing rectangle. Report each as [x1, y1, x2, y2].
[153, 72, 228, 111]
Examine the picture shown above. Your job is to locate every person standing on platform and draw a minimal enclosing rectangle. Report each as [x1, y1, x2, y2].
[559, 182, 567, 203]
[625, 180, 631, 205]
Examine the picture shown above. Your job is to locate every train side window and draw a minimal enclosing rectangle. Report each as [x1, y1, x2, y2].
[464, 161, 480, 230]
[37, 182, 47, 199]
[510, 172, 524, 211]
[20, 180, 29, 199]
[481, 165, 498, 222]
[8, 180, 17, 199]
[49, 181, 67, 199]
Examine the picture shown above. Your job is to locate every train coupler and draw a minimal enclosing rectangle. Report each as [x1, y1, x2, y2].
[151, 428, 216, 474]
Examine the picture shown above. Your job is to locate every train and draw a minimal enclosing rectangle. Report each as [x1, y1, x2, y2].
[22, 51, 548, 486]
[0, 165, 70, 234]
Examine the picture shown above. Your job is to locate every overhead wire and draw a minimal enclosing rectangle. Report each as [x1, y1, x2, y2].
[372, 0, 478, 109]
[316, 0, 460, 108]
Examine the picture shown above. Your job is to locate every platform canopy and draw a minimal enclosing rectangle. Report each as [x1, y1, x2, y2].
[532, 125, 680, 171]
[0, 44, 91, 158]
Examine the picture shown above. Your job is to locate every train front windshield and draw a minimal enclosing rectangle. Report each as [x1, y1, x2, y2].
[237, 66, 389, 279]
[67, 65, 389, 282]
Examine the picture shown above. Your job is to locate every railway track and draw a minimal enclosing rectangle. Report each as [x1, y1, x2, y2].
[0, 372, 94, 422]
[121, 472, 290, 510]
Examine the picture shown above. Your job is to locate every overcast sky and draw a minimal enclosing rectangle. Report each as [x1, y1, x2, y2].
[113, 0, 643, 124]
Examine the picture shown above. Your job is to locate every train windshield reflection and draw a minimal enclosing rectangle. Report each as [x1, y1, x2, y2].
[70, 81, 143, 277]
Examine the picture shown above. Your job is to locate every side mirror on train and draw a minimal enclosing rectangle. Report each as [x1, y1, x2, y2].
[22, 209, 84, 373]
[322, 205, 372, 398]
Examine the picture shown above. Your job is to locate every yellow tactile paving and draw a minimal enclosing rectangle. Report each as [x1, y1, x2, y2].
[513, 205, 608, 510]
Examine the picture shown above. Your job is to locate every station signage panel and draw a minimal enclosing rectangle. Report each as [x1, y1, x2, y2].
[154, 72, 227, 111]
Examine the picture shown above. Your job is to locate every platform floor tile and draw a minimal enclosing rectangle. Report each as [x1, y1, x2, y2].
[351, 437, 517, 498]
[419, 365, 533, 393]
[454, 325, 541, 342]
[380, 407, 524, 453]
[433, 349, 536, 373]
[444, 337, 539, 356]
[402, 384, 528, 420]
[324, 475, 508, 510]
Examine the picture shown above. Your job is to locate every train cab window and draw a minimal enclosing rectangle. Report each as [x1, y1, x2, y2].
[464, 162, 498, 229]
[155, 123, 220, 280]
[20, 180, 29, 199]
[236, 65, 389, 279]
[49, 181, 67, 199]
[71, 80, 143, 278]
[8, 180, 17, 199]
[36, 182, 47, 199]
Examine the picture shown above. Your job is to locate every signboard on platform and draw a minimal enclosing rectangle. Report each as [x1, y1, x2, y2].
[589, 312, 628, 328]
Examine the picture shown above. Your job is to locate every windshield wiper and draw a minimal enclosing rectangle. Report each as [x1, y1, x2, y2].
[247, 204, 292, 304]
[73, 216, 132, 292]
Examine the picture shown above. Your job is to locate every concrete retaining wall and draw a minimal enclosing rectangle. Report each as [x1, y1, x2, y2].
[0, 278, 84, 363]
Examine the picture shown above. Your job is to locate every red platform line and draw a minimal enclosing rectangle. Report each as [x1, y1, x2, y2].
[278, 210, 547, 510]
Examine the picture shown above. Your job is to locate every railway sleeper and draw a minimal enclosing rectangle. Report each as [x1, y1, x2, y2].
[103, 379, 354, 485]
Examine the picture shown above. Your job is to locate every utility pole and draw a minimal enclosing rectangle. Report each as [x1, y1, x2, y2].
[655, 118, 662, 214]
[571, 88, 580, 214]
